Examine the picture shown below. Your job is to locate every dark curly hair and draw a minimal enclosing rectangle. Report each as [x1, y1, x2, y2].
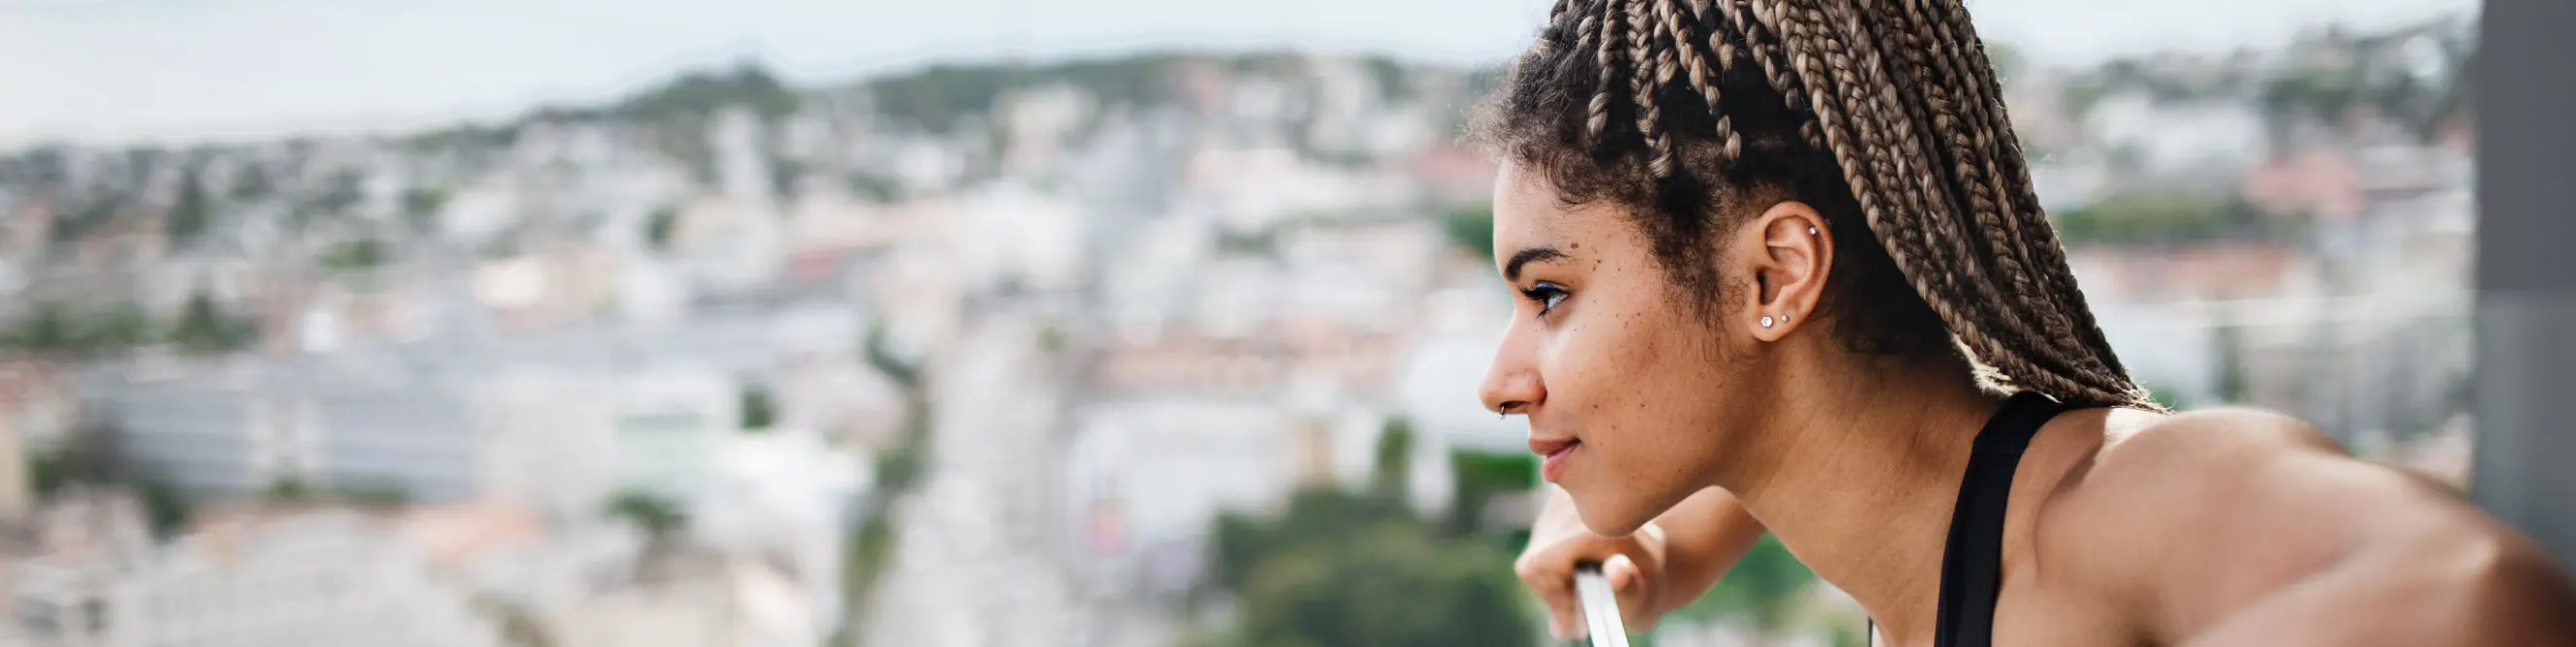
[1472, 0, 2153, 408]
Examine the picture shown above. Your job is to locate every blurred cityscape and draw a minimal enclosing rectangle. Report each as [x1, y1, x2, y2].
[0, 11, 2477, 647]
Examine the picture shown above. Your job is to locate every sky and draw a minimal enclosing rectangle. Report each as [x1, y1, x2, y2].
[0, 0, 2475, 148]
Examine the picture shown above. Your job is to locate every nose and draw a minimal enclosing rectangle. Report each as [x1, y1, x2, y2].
[1479, 324, 1546, 416]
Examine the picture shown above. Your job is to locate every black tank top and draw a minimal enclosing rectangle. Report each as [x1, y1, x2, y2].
[1872, 391, 2069, 647]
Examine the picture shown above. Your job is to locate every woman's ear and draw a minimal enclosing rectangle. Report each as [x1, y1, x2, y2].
[1740, 201, 1830, 341]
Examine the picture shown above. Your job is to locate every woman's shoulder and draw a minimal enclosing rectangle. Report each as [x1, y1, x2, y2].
[2083, 407, 2351, 479]
[2028, 405, 2545, 634]
[2042, 405, 2458, 544]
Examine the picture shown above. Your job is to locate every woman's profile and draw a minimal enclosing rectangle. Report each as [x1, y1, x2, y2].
[1472, 0, 2576, 644]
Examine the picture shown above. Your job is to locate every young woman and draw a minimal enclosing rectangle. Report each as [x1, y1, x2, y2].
[1472, 0, 2576, 645]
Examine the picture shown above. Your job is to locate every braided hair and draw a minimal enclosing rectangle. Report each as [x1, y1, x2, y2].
[1475, 0, 2157, 409]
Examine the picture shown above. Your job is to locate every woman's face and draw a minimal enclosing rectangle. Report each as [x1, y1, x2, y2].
[1479, 162, 1774, 536]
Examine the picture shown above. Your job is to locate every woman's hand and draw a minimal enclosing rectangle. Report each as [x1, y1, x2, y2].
[1515, 486, 1767, 639]
[1517, 504, 1670, 638]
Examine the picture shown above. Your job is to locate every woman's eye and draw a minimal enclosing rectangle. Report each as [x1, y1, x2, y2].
[1520, 282, 1569, 316]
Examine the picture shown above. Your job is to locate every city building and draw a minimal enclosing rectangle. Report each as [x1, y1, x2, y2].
[690, 427, 869, 637]
[14, 510, 499, 647]
[609, 368, 742, 502]
[546, 558, 815, 647]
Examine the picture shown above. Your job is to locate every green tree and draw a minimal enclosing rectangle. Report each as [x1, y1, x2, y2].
[305, 170, 367, 221]
[1445, 450, 1538, 537]
[1204, 488, 1539, 647]
[52, 197, 121, 244]
[400, 187, 450, 234]
[739, 383, 777, 432]
[31, 422, 128, 496]
[319, 238, 387, 273]
[1372, 418, 1415, 498]
[87, 302, 155, 352]
[1235, 524, 1535, 647]
[1, 305, 79, 354]
[836, 511, 901, 647]
[2213, 323, 2249, 403]
[616, 59, 801, 123]
[30, 422, 194, 538]
[645, 206, 681, 252]
[847, 173, 903, 203]
[1201, 418, 1545, 647]
[137, 478, 192, 538]
[338, 480, 414, 511]
[770, 157, 806, 201]
[1, 302, 152, 357]
[872, 400, 933, 494]
[230, 164, 272, 200]
[1673, 534, 1819, 639]
[862, 323, 922, 391]
[262, 476, 314, 503]
[1443, 208, 1496, 259]
[2048, 189, 2257, 248]
[168, 290, 256, 355]
[167, 169, 213, 247]
[605, 490, 689, 543]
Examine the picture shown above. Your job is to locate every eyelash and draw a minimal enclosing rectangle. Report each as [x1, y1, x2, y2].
[1519, 282, 1569, 317]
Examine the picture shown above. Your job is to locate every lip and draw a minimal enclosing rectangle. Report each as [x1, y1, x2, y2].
[1530, 436, 1581, 483]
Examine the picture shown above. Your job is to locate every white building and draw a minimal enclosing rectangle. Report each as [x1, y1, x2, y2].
[690, 427, 869, 639]
[669, 196, 785, 294]
[2081, 94, 2268, 185]
[83, 356, 481, 500]
[471, 368, 619, 519]
[475, 365, 743, 515]
[710, 107, 775, 205]
[547, 560, 816, 647]
[14, 511, 500, 647]
[611, 368, 742, 501]
[952, 184, 1090, 294]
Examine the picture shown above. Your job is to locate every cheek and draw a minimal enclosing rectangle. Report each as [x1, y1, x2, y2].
[1545, 299, 1743, 531]
[1543, 292, 1732, 439]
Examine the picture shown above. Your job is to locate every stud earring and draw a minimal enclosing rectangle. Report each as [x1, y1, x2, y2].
[1808, 226, 1819, 235]
[1760, 316, 1775, 328]
[1779, 313, 1792, 324]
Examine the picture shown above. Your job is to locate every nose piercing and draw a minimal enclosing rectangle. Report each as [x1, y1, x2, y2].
[1760, 316, 1775, 328]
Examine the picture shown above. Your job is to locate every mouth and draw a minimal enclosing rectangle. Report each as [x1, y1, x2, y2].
[1529, 436, 1581, 483]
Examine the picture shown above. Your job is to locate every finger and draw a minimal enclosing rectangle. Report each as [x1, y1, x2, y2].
[1515, 552, 1584, 639]
[1605, 553, 1654, 630]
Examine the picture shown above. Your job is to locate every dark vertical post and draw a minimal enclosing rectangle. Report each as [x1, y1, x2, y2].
[2473, 0, 2576, 564]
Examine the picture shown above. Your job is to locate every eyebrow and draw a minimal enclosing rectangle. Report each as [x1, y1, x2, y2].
[1503, 247, 1569, 282]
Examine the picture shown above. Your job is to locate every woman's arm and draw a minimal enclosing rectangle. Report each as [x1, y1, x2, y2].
[2067, 410, 2576, 645]
[1518, 485, 1768, 635]
[2176, 530, 2576, 647]
[1640, 487, 1770, 618]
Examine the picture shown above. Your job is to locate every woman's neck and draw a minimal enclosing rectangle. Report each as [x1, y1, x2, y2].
[1720, 355, 2007, 640]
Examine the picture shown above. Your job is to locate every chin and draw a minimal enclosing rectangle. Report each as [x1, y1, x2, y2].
[1566, 487, 1655, 537]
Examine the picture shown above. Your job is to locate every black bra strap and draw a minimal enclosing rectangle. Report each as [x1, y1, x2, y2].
[1929, 391, 2066, 647]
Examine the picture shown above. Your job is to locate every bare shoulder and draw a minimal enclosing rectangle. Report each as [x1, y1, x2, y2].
[2065, 407, 2464, 536]
[2032, 407, 2576, 643]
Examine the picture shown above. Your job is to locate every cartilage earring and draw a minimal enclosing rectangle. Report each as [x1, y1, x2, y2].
[1808, 226, 1819, 235]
